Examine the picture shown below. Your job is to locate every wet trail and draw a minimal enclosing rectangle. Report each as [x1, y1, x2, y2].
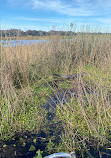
[0, 73, 111, 158]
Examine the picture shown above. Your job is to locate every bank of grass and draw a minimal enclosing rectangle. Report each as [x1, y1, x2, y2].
[2, 34, 63, 40]
[1, 32, 111, 157]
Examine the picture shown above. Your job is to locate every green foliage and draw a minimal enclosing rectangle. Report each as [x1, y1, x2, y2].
[12, 64, 24, 89]
[56, 91, 111, 156]
[1, 33, 111, 157]
[29, 145, 36, 151]
[83, 64, 111, 89]
[0, 83, 49, 139]
[33, 82, 53, 98]
[22, 142, 26, 147]
[34, 150, 43, 158]
[33, 139, 37, 144]
[58, 80, 72, 89]
[46, 140, 55, 154]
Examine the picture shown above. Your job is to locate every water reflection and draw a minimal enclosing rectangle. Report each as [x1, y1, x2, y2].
[0, 39, 47, 47]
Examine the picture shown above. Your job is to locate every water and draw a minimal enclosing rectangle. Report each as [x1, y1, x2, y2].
[0, 77, 110, 158]
[0, 39, 47, 47]
[0, 39, 70, 47]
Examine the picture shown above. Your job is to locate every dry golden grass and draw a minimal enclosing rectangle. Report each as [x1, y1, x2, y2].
[0, 32, 111, 156]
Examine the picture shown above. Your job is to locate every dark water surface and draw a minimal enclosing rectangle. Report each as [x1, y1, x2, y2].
[0, 81, 110, 158]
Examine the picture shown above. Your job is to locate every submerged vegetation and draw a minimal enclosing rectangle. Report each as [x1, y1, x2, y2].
[0, 31, 111, 157]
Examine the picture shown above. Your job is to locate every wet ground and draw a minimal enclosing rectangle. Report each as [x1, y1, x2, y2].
[0, 77, 111, 158]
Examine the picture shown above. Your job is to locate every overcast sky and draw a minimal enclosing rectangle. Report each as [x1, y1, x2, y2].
[1, 0, 111, 32]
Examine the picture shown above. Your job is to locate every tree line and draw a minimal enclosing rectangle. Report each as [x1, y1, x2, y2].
[0, 29, 76, 37]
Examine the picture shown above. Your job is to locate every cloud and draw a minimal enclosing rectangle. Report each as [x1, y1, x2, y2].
[9, 15, 111, 27]
[1, 21, 53, 31]
[2, 16, 111, 32]
[6, 0, 111, 17]
[32, 0, 93, 16]
[95, 17, 111, 25]
[3, 0, 111, 32]
[9, 16, 99, 25]
[6, 0, 32, 7]
[32, 0, 111, 16]
[10, 17, 68, 23]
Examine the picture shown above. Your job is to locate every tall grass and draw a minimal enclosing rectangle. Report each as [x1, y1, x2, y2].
[0, 32, 111, 156]
[57, 64, 111, 156]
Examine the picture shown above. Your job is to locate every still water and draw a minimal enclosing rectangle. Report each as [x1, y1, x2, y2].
[0, 39, 47, 46]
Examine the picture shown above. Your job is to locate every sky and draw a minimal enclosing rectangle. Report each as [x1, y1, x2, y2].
[1, 0, 111, 32]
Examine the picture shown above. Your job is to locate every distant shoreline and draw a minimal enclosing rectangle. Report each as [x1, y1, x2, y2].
[1, 35, 61, 40]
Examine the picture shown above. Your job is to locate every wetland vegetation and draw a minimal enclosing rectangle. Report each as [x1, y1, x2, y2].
[0, 31, 111, 157]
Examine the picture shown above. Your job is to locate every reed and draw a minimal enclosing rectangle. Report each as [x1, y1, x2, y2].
[0, 31, 111, 157]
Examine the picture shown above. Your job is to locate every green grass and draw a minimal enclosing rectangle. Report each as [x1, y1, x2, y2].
[1, 32, 111, 157]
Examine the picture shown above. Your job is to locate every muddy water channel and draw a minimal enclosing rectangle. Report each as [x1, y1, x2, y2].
[0, 88, 74, 157]
[0, 73, 111, 158]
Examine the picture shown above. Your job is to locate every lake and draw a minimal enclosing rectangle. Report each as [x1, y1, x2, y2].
[0, 39, 47, 47]
[0, 39, 70, 47]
